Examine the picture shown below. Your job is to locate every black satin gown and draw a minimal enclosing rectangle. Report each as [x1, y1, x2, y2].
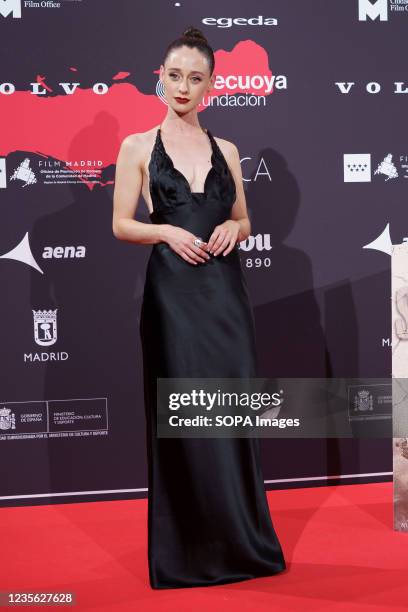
[139, 125, 286, 589]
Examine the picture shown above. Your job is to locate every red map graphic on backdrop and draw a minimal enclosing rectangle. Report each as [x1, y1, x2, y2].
[0, 41, 275, 189]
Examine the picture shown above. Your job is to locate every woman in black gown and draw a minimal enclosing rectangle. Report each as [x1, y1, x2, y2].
[113, 26, 286, 589]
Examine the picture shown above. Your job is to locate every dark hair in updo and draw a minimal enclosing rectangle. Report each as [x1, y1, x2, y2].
[163, 26, 215, 76]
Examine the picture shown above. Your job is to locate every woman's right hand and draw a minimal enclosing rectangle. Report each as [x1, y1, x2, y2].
[161, 224, 211, 265]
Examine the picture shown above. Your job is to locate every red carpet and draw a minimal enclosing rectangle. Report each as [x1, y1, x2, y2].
[3, 482, 407, 611]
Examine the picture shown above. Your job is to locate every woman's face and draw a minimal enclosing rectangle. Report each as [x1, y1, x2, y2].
[160, 45, 214, 112]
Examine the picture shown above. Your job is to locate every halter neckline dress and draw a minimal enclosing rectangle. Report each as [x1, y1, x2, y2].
[139, 124, 286, 589]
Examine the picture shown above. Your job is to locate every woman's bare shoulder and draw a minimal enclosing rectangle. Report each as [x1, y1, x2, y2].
[118, 127, 159, 162]
[120, 127, 158, 148]
[212, 133, 239, 162]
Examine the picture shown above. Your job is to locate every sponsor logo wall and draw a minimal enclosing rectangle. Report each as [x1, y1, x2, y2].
[0, 1, 404, 504]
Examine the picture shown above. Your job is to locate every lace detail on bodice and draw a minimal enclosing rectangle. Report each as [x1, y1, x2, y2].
[148, 126, 237, 219]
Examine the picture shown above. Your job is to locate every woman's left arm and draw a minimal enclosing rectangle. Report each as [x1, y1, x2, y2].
[227, 143, 251, 243]
[206, 143, 251, 257]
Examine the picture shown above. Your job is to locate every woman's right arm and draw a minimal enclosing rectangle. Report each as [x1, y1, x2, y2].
[112, 134, 169, 245]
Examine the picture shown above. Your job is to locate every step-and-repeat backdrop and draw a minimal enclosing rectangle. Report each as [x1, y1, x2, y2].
[0, 1, 405, 506]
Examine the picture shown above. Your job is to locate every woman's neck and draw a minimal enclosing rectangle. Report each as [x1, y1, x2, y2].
[160, 114, 204, 136]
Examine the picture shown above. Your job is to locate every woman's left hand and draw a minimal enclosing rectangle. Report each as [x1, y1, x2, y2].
[206, 220, 240, 257]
